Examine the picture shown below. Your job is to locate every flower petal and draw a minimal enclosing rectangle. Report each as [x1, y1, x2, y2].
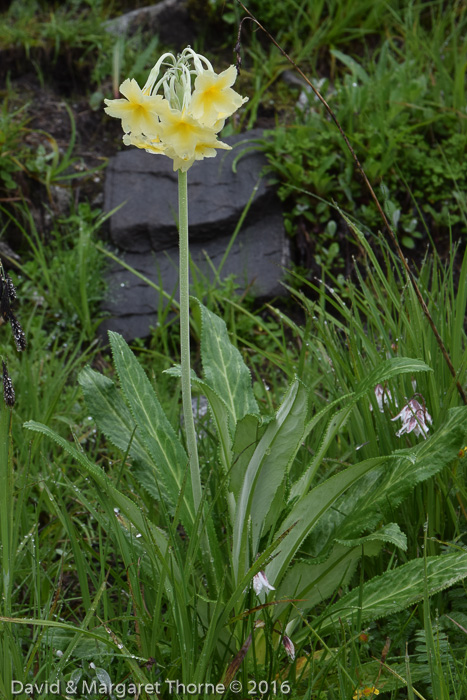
[282, 635, 295, 661]
[190, 66, 248, 127]
[253, 571, 275, 596]
[159, 107, 230, 160]
[123, 132, 166, 155]
[104, 78, 167, 134]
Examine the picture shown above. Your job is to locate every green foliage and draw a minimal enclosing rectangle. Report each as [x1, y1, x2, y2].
[195, 299, 259, 427]
[0, 202, 107, 472]
[0, 0, 167, 102]
[23, 294, 467, 696]
[2, 1, 467, 697]
[253, 2, 467, 266]
[320, 552, 467, 634]
[2, 203, 107, 341]
[0, 102, 30, 191]
[226, 0, 396, 61]
[2, 229, 467, 697]
[0, 99, 103, 200]
[0, 0, 114, 76]
[287, 224, 467, 438]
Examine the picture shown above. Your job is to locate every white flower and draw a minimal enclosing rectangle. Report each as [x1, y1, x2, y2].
[391, 397, 432, 439]
[253, 571, 275, 596]
[282, 634, 295, 661]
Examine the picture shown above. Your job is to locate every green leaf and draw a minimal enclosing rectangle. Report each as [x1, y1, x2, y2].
[24, 421, 173, 569]
[354, 356, 433, 396]
[194, 378, 233, 472]
[331, 49, 370, 83]
[336, 522, 407, 550]
[319, 552, 467, 632]
[165, 364, 234, 473]
[250, 379, 308, 545]
[195, 300, 259, 433]
[274, 523, 406, 614]
[335, 405, 467, 541]
[348, 660, 428, 693]
[288, 405, 467, 590]
[41, 628, 112, 659]
[291, 402, 355, 499]
[230, 414, 261, 498]
[266, 455, 396, 587]
[79, 366, 172, 504]
[79, 366, 136, 452]
[292, 356, 432, 497]
[232, 378, 309, 580]
[108, 332, 195, 529]
[275, 541, 381, 615]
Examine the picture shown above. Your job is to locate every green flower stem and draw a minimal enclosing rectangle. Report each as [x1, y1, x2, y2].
[178, 170, 202, 510]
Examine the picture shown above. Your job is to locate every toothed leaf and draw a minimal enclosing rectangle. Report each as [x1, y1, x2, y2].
[195, 300, 259, 432]
[108, 332, 195, 529]
[319, 552, 467, 632]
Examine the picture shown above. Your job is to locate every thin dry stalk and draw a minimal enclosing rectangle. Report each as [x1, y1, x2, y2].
[235, 0, 467, 405]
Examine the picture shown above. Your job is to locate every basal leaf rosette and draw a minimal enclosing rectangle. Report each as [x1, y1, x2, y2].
[104, 48, 248, 172]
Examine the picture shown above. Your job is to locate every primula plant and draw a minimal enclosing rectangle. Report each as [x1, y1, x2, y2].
[24, 44, 467, 698]
[104, 49, 248, 511]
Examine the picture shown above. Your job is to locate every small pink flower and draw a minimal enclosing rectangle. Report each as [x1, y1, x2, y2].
[282, 634, 295, 661]
[371, 384, 397, 413]
[253, 571, 275, 596]
[392, 397, 432, 439]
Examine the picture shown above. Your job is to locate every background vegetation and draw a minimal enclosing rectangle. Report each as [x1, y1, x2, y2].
[0, 0, 466, 698]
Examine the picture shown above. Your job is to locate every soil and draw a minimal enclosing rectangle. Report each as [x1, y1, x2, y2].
[0, 65, 123, 254]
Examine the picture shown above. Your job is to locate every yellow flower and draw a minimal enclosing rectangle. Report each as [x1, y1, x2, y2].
[167, 139, 229, 173]
[122, 122, 230, 172]
[353, 687, 380, 699]
[122, 132, 166, 155]
[189, 65, 248, 127]
[104, 49, 247, 171]
[159, 107, 230, 161]
[104, 78, 167, 134]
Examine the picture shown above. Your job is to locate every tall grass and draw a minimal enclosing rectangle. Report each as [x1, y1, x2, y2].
[1, 1, 467, 699]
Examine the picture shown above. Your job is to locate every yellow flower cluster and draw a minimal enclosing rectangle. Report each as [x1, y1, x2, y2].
[104, 48, 248, 172]
[352, 687, 380, 699]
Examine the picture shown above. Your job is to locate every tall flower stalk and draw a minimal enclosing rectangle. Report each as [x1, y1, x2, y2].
[104, 48, 247, 509]
[177, 169, 201, 506]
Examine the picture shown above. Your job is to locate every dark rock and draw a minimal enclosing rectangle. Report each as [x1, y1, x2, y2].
[105, 0, 195, 49]
[104, 130, 273, 252]
[0, 240, 21, 268]
[101, 129, 289, 340]
[100, 206, 288, 340]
